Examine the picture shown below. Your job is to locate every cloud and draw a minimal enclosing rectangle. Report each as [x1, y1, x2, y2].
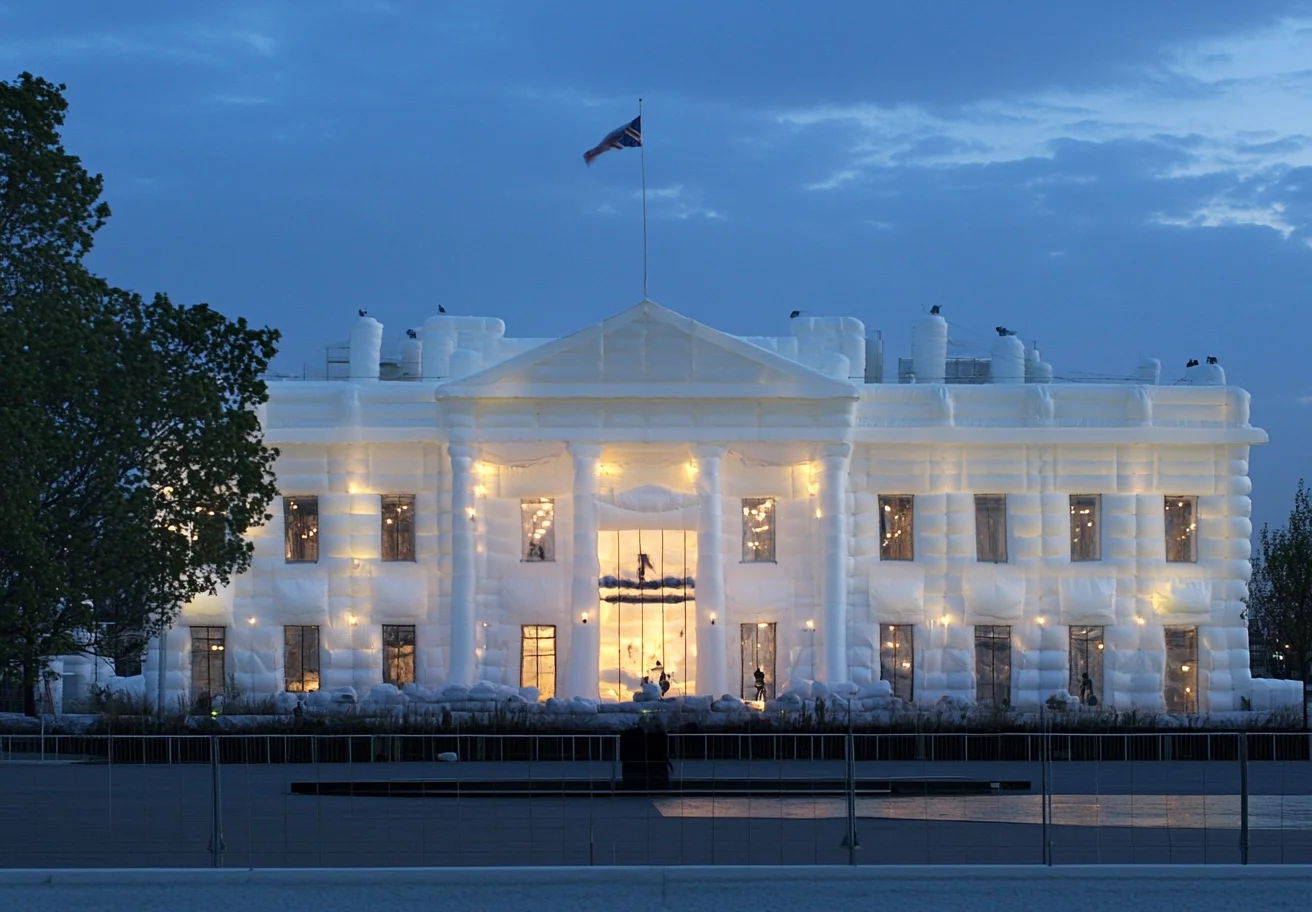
[778, 16, 1312, 248]
[1155, 200, 1296, 238]
[780, 17, 1312, 182]
[614, 184, 725, 220]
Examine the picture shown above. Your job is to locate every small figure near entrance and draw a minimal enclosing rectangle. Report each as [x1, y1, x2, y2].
[651, 660, 671, 696]
[1079, 672, 1097, 707]
[753, 667, 767, 701]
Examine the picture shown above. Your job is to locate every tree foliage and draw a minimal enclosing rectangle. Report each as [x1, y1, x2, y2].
[0, 72, 280, 714]
[1248, 480, 1312, 699]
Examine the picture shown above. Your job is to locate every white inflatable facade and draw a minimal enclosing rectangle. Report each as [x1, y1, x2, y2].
[139, 300, 1294, 714]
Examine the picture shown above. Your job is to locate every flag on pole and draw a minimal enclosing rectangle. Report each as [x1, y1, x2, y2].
[583, 116, 642, 165]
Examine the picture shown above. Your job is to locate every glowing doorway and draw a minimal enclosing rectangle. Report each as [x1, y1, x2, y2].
[597, 530, 696, 700]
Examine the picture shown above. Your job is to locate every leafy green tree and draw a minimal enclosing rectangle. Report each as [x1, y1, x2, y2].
[0, 72, 279, 715]
[1248, 480, 1312, 727]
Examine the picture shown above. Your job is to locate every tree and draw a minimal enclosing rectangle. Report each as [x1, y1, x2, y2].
[1248, 479, 1312, 728]
[0, 72, 280, 715]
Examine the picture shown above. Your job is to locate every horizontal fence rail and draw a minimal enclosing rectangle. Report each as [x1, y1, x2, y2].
[666, 732, 1311, 763]
[0, 733, 620, 765]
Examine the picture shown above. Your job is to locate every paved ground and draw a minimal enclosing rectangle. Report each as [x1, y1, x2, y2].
[2, 867, 1312, 912]
[0, 760, 1309, 867]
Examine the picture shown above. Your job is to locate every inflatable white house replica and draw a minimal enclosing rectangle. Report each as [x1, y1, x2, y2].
[131, 301, 1299, 714]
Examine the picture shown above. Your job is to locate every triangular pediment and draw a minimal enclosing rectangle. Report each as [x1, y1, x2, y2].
[438, 301, 856, 399]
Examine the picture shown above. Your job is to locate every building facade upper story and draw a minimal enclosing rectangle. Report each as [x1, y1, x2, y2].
[149, 300, 1287, 716]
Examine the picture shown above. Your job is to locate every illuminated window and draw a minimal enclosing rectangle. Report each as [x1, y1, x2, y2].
[521, 499, 555, 562]
[974, 494, 1008, 563]
[189, 626, 226, 709]
[1069, 494, 1101, 561]
[740, 622, 777, 701]
[382, 624, 416, 686]
[974, 625, 1012, 706]
[381, 495, 416, 562]
[520, 625, 556, 699]
[1070, 626, 1105, 706]
[878, 494, 914, 561]
[741, 497, 777, 562]
[284, 625, 320, 693]
[880, 624, 914, 702]
[1164, 496, 1197, 563]
[1164, 625, 1198, 713]
[284, 496, 319, 563]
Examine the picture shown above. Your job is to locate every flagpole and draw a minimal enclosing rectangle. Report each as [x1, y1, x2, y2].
[639, 97, 648, 301]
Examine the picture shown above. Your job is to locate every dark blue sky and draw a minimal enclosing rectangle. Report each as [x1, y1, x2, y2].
[5, 1, 1312, 529]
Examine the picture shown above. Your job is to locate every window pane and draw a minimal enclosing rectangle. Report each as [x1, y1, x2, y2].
[520, 625, 557, 699]
[1069, 626, 1105, 706]
[521, 499, 556, 562]
[284, 496, 319, 563]
[189, 627, 226, 709]
[1165, 496, 1198, 563]
[1069, 494, 1101, 561]
[1164, 625, 1198, 712]
[974, 625, 1012, 706]
[879, 495, 915, 561]
[284, 625, 320, 693]
[741, 497, 777, 562]
[975, 494, 1008, 563]
[381, 495, 416, 562]
[879, 624, 914, 702]
[382, 624, 416, 686]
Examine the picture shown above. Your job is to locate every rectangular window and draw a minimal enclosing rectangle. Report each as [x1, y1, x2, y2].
[1165, 495, 1198, 563]
[1070, 626, 1105, 707]
[880, 623, 914, 702]
[1069, 494, 1101, 561]
[975, 494, 1008, 563]
[974, 625, 1012, 707]
[741, 497, 777, 562]
[382, 624, 416, 686]
[520, 625, 556, 700]
[284, 625, 321, 693]
[521, 499, 556, 562]
[1164, 625, 1198, 713]
[879, 494, 915, 561]
[189, 626, 226, 708]
[381, 495, 416, 562]
[284, 496, 319, 563]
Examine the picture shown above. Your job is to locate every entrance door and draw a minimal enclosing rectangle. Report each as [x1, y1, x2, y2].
[597, 530, 696, 700]
[740, 622, 777, 701]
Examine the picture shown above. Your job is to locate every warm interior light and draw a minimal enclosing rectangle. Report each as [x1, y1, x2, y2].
[581, 612, 589, 624]
[1181, 665, 1190, 672]
[348, 615, 358, 626]
[805, 619, 815, 630]
[758, 622, 769, 628]
[247, 617, 256, 626]
[940, 615, 950, 626]
[814, 508, 823, 519]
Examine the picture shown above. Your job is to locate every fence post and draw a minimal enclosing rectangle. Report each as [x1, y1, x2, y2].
[1239, 732, 1249, 865]
[841, 704, 859, 862]
[208, 734, 225, 868]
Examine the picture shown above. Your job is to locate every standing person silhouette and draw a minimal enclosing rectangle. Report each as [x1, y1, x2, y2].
[1079, 672, 1094, 706]
[754, 667, 767, 701]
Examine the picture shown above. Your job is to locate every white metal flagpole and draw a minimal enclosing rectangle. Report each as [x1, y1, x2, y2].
[639, 97, 648, 301]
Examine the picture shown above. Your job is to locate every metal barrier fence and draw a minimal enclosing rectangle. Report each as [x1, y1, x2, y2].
[669, 732, 1312, 763]
[0, 732, 620, 765]
[0, 730, 1309, 868]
